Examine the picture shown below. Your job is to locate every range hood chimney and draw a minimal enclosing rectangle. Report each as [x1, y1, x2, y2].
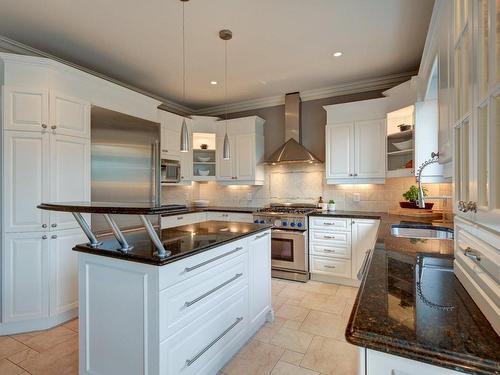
[263, 92, 322, 165]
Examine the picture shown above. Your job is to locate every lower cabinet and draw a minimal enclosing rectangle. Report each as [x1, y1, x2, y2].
[206, 211, 254, 223]
[1, 228, 84, 333]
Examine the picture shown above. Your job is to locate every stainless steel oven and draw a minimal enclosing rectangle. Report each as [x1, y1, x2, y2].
[270, 229, 308, 282]
[161, 158, 180, 183]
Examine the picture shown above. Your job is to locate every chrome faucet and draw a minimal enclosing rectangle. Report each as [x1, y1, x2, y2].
[416, 152, 439, 208]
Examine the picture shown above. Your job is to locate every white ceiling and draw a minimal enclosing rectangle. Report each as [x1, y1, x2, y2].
[0, 0, 434, 110]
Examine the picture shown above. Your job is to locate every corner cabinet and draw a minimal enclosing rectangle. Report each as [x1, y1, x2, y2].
[216, 116, 265, 185]
[324, 98, 387, 184]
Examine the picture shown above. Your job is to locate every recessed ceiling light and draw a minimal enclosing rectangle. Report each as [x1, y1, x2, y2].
[333, 51, 343, 57]
[210, 81, 218, 85]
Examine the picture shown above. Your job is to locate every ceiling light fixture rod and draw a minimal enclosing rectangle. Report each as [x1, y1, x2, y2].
[220, 29, 232, 160]
[179, 0, 190, 152]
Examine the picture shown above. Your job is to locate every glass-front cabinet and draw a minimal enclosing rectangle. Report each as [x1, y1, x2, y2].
[453, 0, 500, 232]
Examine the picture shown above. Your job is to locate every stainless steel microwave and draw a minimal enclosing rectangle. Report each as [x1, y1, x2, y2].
[161, 159, 180, 183]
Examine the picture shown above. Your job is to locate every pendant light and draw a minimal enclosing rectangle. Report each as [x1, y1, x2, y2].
[179, 0, 190, 152]
[220, 29, 232, 160]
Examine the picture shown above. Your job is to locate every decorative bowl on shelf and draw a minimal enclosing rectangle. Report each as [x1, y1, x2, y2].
[392, 139, 413, 150]
[197, 156, 211, 162]
[198, 169, 210, 176]
[200, 144, 208, 150]
[398, 124, 412, 132]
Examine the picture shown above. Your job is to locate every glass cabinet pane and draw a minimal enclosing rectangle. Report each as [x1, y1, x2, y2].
[478, 0, 489, 98]
[455, 48, 462, 121]
[455, 119, 471, 203]
[496, 0, 500, 83]
[461, 31, 471, 116]
[494, 94, 500, 209]
[477, 105, 489, 207]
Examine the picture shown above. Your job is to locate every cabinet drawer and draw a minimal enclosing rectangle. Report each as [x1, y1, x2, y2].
[160, 252, 248, 339]
[310, 229, 350, 246]
[206, 211, 253, 223]
[311, 256, 352, 278]
[159, 238, 246, 290]
[161, 212, 206, 229]
[160, 288, 248, 375]
[310, 216, 351, 231]
[310, 242, 351, 259]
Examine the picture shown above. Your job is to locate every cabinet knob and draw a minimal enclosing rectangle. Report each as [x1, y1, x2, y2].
[349, 173, 353, 176]
[42, 224, 47, 228]
[41, 124, 48, 129]
[42, 235, 47, 240]
[51, 125, 57, 130]
[177, 216, 183, 220]
[162, 149, 168, 153]
[51, 235, 57, 239]
[51, 223, 57, 227]
[354, 173, 358, 176]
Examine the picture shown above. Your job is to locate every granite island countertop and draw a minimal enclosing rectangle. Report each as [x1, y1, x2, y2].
[309, 211, 499, 374]
[73, 220, 272, 266]
[160, 205, 262, 216]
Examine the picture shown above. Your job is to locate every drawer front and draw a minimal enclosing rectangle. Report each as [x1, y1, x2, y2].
[310, 229, 350, 246]
[161, 212, 206, 229]
[160, 252, 248, 339]
[159, 238, 247, 289]
[311, 256, 352, 278]
[310, 242, 350, 259]
[160, 288, 248, 375]
[206, 211, 232, 221]
[206, 212, 253, 223]
[310, 216, 351, 231]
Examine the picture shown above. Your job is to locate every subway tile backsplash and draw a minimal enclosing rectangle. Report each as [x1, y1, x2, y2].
[163, 164, 452, 214]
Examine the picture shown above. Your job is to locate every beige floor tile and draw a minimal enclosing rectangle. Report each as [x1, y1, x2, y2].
[0, 337, 29, 360]
[280, 349, 304, 366]
[223, 340, 284, 375]
[254, 317, 285, 343]
[300, 336, 358, 375]
[298, 281, 339, 296]
[0, 359, 26, 375]
[277, 287, 308, 300]
[62, 319, 79, 332]
[271, 295, 288, 311]
[7, 348, 39, 364]
[300, 293, 346, 315]
[276, 304, 310, 322]
[12, 326, 77, 353]
[270, 327, 313, 353]
[299, 311, 346, 340]
[282, 320, 302, 330]
[335, 285, 358, 300]
[15, 335, 78, 375]
[270, 361, 319, 375]
[342, 300, 355, 317]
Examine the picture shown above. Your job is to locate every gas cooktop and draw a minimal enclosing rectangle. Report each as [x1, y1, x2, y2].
[253, 203, 316, 230]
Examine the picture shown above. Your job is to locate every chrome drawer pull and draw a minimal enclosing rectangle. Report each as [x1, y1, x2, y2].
[324, 265, 336, 269]
[323, 222, 335, 226]
[323, 236, 335, 239]
[177, 216, 184, 220]
[322, 249, 335, 253]
[185, 317, 244, 367]
[464, 247, 481, 262]
[255, 232, 269, 239]
[184, 273, 243, 307]
[184, 247, 243, 272]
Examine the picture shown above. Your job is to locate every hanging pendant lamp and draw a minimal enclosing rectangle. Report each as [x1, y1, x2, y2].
[179, 0, 190, 152]
[220, 29, 232, 160]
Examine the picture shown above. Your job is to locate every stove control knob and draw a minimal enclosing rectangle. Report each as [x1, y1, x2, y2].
[297, 222, 303, 228]
[282, 221, 288, 226]
[259, 220, 265, 224]
[274, 219, 281, 227]
[254, 219, 259, 223]
[290, 222, 296, 227]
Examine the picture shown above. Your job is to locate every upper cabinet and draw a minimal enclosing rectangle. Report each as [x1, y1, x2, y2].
[324, 98, 387, 184]
[216, 116, 265, 185]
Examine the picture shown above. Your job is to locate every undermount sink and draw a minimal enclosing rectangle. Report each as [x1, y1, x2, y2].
[391, 224, 454, 240]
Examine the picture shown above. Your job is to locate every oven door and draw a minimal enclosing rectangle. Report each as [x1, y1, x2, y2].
[271, 229, 306, 271]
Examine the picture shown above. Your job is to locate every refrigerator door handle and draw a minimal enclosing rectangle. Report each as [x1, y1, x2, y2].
[152, 141, 161, 206]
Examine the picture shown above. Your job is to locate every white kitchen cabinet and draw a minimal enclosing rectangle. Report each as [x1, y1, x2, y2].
[3, 86, 49, 132]
[160, 212, 207, 229]
[216, 116, 265, 185]
[49, 91, 90, 138]
[351, 219, 379, 279]
[159, 110, 182, 156]
[205, 211, 253, 223]
[325, 123, 353, 179]
[3, 131, 50, 232]
[2, 232, 50, 322]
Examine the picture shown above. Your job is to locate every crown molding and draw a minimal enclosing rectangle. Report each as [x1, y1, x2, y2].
[196, 70, 416, 116]
[0, 35, 193, 115]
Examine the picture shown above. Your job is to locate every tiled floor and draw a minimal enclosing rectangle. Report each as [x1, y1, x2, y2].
[0, 279, 358, 375]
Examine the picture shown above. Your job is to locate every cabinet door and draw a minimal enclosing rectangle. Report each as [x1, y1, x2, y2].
[354, 119, 386, 178]
[3, 131, 50, 232]
[3, 86, 49, 132]
[326, 123, 354, 178]
[179, 150, 193, 182]
[50, 134, 90, 230]
[161, 125, 181, 156]
[49, 229, 85, 315]
[235, 134, 255, 180]
[216, 135, 236, 180]
[50, 91, 90, 138]
[249, 231, 271, 326]
[3, 232, 50, 322]
[351, 219, 379, 278]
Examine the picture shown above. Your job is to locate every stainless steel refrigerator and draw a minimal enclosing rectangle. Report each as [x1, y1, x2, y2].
[91, 106, 161, 234]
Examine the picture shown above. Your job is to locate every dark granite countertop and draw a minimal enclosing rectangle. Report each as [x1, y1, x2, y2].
[73, 221, 272, 266]
[160, 206, 261, 216]
[318, 211, 500, 374]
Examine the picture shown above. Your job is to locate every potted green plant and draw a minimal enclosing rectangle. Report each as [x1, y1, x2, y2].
[327, 199, 336, 211]
[400, 185, 434, 209]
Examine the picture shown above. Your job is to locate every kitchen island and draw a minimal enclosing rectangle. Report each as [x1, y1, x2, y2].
[38, 202, 273, 375]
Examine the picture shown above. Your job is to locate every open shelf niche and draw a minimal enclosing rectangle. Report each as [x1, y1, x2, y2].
[386, 105, 415, 178]
[192, 132, 216, 181]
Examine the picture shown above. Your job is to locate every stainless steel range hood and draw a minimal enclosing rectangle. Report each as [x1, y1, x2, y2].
[263, 92, 322, 164]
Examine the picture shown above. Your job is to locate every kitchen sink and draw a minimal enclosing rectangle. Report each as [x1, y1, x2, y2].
[391, 224, 454, 240]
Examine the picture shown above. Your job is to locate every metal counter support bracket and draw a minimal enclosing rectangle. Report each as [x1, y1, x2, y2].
[72, 212, 102, 248]
[103, 214, 133, 252]
[139, 215, 170, 258]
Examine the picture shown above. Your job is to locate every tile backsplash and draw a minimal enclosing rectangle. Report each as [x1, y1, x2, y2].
[162, 164, 452, 214]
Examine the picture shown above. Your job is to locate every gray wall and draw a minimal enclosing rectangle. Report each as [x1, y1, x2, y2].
[220, 90, 384, 160]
